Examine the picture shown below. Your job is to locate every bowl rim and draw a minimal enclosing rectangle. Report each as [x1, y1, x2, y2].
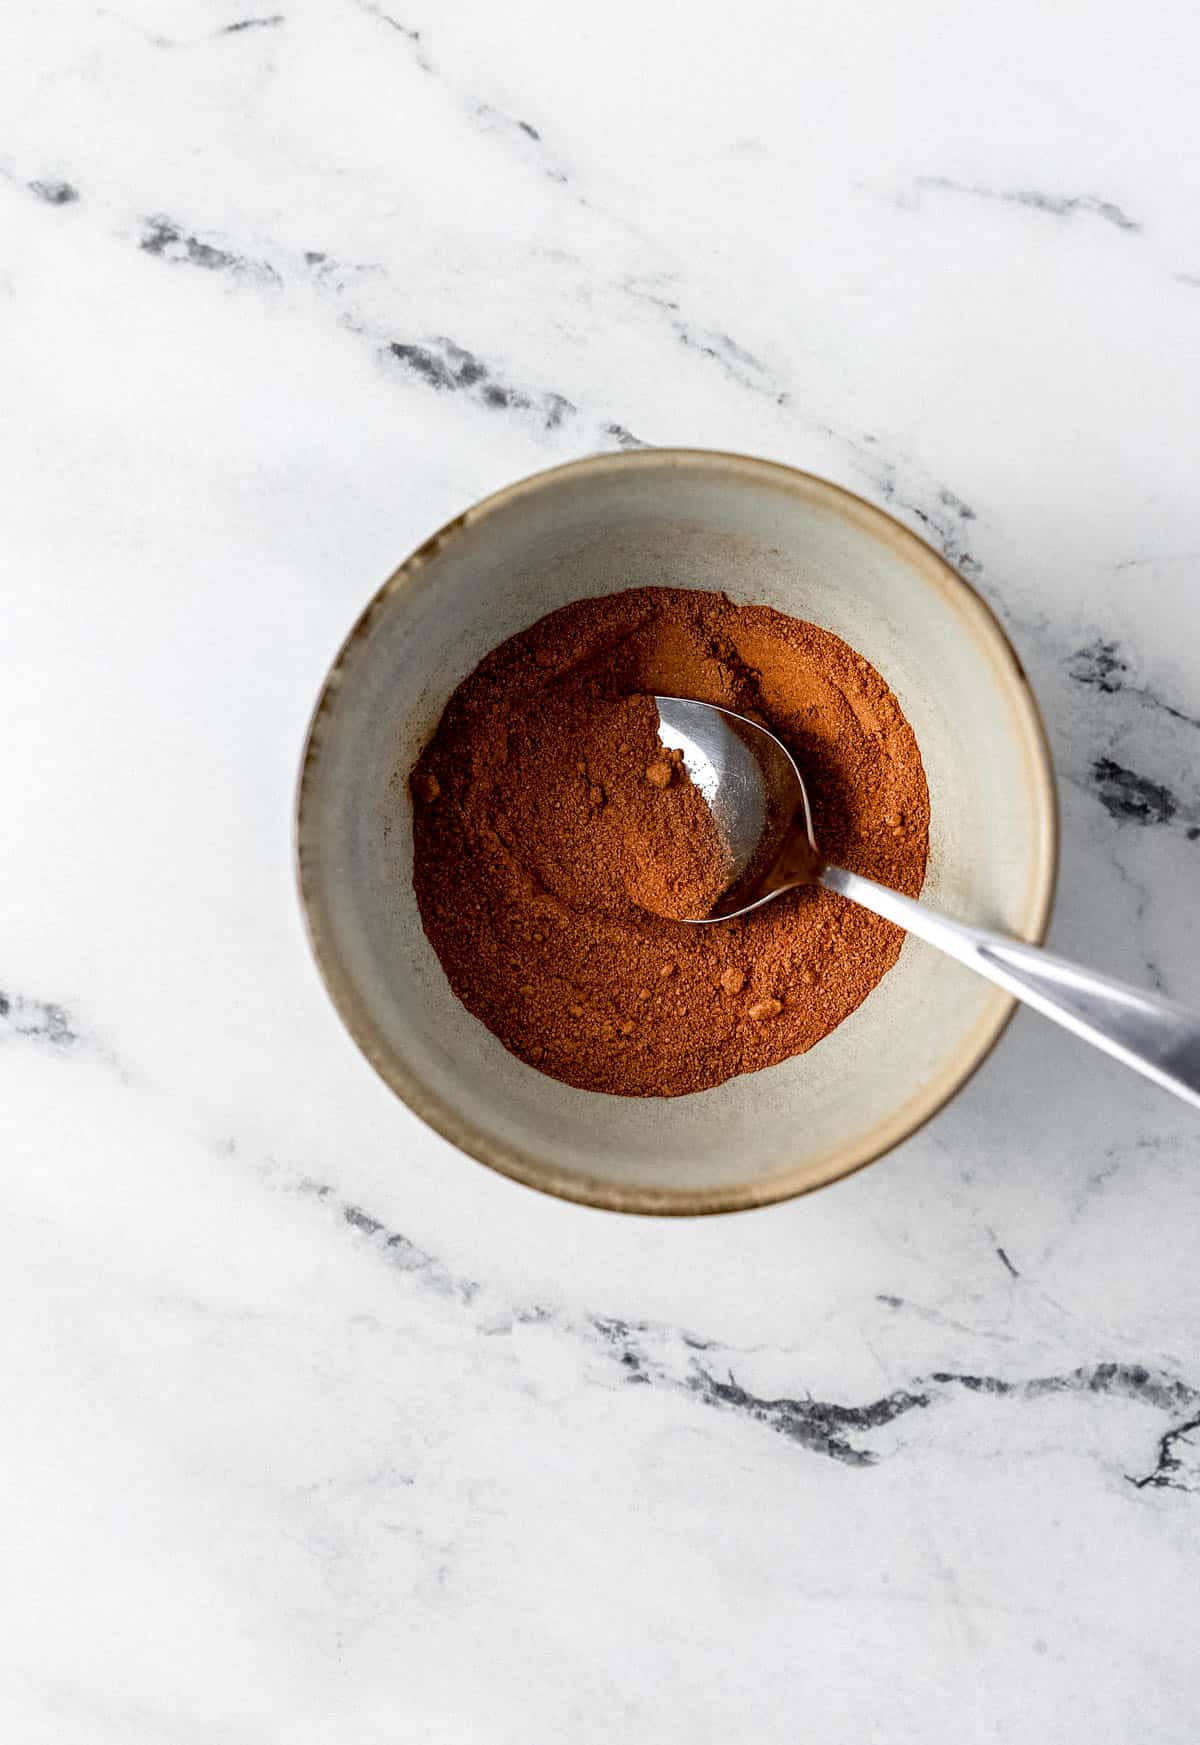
[296, 448, 1059, 1216]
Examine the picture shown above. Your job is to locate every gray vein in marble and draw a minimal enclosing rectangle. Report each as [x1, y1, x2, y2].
[0, 989, 80, 1048]
[29, 178, 80, 206]
[6, 984, 1196, 1491]
[1069, 636, 1200, 733]
[354, 3, 569, 182]
[218, 13, 285, 32]
[1056, 633, 1200, 882]
[105, 190, 638, 448]
[623, 280, 788, 403]
[355, 0, 557, 179]
[474, 105, 540, 142]
[354, 2, 434, 72]
[311, 1177, 1200, 1489]
[933, 1366, 1200, 1493]
[996, 1246, 1020, 1279]
[100, 7, 282, 49]
[685, 1366, 929, 1466]
[471, 104, 564, 180]
[911, 177, 1141, 234]
[139, 214, 281, 284]
[387, 337, 575, 430]
[1132, 1413, 1200, 1492]
[674, 325, 785, 401]
[0, 985, 139, 1084]
[1090, 757, 1188, 830]
[604, 421, 647, 450]
[307, 1184, 481, 1305]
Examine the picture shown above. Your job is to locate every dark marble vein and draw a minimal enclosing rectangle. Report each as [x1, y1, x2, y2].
[1069, 635, 1200, 732]
[126, 200, 632, 446]
[352, 3, 442, 76]
[387, 336, 575, 429]
[474, 105, 545, 148]
[563, 1338, 1200, 1478]
[687, 1369, 929, 1466]
[1090, 757, 1179, 828]
[932, 1362, 1198, 1415]
[605, 421, 647, 450]
[1130, 1412, 1200, 1492]
[675, 323, 786, 401]
[320, 1179, 1200, 1485]
[303, 1182, 480, 1304]
[218, 14, 285, 32]
[461, 102, 568, 184]
[355, 4, 570, 180]
[141, 215, 238, 272]
[623, 281, 787, 403]
[934, 1366, 1200, 1492]
[139, 215, 280, 283]
[1069, 638, 1127, 693]
[913, 177, 1141, 234]
[0, 989, 80, 1048]
[591, 1317, 656, 1384]
[29, 178, 79, 206]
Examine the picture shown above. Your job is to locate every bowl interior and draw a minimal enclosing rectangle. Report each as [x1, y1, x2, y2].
[298, 452, 1056, 1213]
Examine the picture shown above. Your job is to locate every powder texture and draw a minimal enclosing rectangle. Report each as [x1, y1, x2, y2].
[410, 587, 929, 1097]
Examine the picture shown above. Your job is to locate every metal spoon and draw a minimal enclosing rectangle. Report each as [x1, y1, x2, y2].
[654, 694, 1200, 1111]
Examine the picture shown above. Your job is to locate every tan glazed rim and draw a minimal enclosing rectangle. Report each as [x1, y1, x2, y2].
[296, 450, 1059, 1216]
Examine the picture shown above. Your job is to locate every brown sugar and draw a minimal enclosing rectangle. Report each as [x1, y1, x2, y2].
[409, 587, 929, 1097]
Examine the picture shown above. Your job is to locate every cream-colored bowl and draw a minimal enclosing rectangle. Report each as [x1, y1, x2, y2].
[297, 451, 1057, 1214]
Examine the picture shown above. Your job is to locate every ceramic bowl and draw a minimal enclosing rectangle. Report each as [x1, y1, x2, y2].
[297, 450, 1057, 1213]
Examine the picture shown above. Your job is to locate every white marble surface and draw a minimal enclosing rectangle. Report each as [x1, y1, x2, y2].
[5, 2, 1200, 1739]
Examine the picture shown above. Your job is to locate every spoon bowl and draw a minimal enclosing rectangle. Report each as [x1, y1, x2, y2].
[654, 695, 819, 920]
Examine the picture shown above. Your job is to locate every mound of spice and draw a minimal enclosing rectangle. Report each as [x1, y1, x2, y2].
[409, 586, 929, 1097]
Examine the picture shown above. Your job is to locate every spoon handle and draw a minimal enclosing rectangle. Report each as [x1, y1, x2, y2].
[822, 865, 1200, 1112]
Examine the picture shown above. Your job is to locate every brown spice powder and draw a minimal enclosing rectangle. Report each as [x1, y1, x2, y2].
[410, 587, 929, 1097]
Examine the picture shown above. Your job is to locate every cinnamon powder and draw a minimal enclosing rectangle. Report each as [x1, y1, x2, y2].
[409, 587, 929, 1098]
